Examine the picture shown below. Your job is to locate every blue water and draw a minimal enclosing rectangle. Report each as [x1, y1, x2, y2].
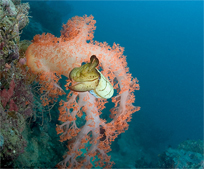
[22, 0, 203, 167]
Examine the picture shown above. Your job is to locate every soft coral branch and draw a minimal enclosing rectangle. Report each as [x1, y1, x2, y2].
[57, 92, 113, 168]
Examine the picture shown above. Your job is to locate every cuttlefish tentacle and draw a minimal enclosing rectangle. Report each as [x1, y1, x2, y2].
[69, 55, 114, 99]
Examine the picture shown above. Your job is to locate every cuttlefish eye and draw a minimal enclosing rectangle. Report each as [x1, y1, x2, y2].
[69, 55, 114, 99]
[81, 62, 86, 66]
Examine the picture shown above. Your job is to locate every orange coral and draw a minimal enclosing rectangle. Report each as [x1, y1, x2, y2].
[26, 15, 140, 168]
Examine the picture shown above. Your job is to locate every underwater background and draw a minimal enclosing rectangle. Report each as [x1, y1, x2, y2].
[1, 0, 203, 168]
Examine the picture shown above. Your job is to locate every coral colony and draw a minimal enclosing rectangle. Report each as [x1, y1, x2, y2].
[0, 0, 32, 165]
[26, 15, 140, 168]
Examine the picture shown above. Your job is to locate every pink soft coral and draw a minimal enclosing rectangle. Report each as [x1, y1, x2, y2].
[26, 15, 140, 168]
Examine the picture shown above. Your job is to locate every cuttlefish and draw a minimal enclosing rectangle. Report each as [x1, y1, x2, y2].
[69, 55, 114, 99]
